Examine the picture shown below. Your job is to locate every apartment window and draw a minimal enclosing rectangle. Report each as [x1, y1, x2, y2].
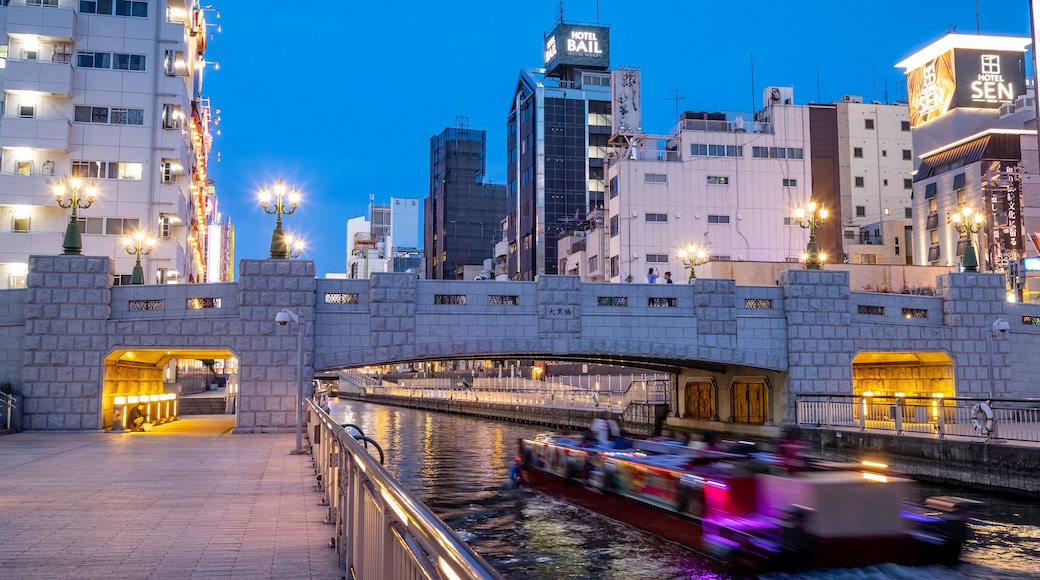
[74, 106, 144, 125]
[691, 143, 743, 158]
[901, 120, 911, 131]
[646, 254, 669, 263]
[609, 215, 619, 237]
[752, 146, 803, 159]
[924, 182, 937, 199]
[78, 217, 104, 235]
[609, 256, 619, 278]
[952, 173, 966, 190]
[706, 176, 729, 185]
[23, 50, 38, 61]
[588, 255, 598, 273]
[77, 51, 145, 71]
[81, 1, 146, 17]
[902, 149, 912, 161]
[853, 147, 863, 158]
[18, 105, 34, 118]
[105, 218, 139, 236]
[72, 161, 143, 181]
[609, 176, 618, 199]
[12, 216, 29, 233]
[160, 215, 172, 238]
[644, 173, 667, 184]
[707, 215, 730, 224]
[926, 214, 939, 230]
[856, 206, 866, 217]
[109, 108, 144, 125]
[645, 213, 668, 223]
[904, 178, 913, 189]
[8, 273, 26, 289]
[929, 230, 939, 244]
[15, 161, 31, 176]
[114, 53, 146, 71]
[855, 176, 865, 187]
[928, 198, 937, 213]
[865, 118, 875, 129]
[927, 246, 940, 262]
[905, 208, 912, 219]
[28, 0, 60, 5]
[783, 178, 797, 187]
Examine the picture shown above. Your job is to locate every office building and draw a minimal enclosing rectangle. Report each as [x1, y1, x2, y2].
[426, 124, 505, 280]
[0, 0, 227, 286]
[348, 197, 422, 278]
[504, 18, 612, 280]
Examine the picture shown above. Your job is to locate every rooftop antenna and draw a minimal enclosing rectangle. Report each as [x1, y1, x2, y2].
[976, 0, 980, 34]
[558, 1, 564, 23]
[663, 88, 684, 122]
[596, 0, 600, 24]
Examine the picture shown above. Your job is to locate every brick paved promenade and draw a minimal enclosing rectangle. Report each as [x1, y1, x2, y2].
[0, 416, 344, 580]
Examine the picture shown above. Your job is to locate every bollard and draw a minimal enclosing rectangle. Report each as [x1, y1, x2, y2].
[111, 396, 126, 432]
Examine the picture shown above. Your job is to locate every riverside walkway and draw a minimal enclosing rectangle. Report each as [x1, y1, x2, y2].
[0, 416, 344, 580]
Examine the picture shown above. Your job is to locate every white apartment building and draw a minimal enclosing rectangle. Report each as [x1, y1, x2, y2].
[0, 0, 225, 287]
[834, 98, 915, 265]
[596, 88, 813, 283]
[346, 197, 422, 278]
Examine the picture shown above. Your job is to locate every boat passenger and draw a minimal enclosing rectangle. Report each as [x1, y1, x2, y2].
[591, 412, 620, 448]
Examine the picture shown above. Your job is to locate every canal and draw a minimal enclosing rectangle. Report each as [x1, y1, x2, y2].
[329, 398, 1040, 579]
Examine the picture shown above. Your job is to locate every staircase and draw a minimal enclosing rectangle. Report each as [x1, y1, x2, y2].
[179, 397, 228, 415]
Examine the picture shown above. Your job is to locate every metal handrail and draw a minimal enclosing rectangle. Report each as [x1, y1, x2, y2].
[795, 394, 1040, 443]
[2, 391, 15, 430]
[307, 399, 504, 580]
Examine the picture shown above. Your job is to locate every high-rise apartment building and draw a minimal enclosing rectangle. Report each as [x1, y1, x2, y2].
[809, 97, 916, 265]
[426, 124, 505, 280]
[0, 0, 226, 286]
[896, 34, 1036, 276]
[504, 19, 611, 280]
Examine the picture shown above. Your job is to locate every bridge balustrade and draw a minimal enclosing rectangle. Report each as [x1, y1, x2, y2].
[848, 291, 943, 324]
[110, 282, 239, 320]
[307, 400, 503, 580]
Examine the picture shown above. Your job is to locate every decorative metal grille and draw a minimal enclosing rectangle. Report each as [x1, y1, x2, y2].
[129, 299, 164, 311]
[488, 295, 519, 306]
[597, 296, 628, 307]
[744, 298, 773, 309]
[902, 308, 928, 319]
[648, 297, 676, 308]
[1024, 315, 1040, 326]
[187, 298, 221, 310]
[325, 293, 359, 304]
[858, 305, 884, 316]
[434, 294, 467, 305]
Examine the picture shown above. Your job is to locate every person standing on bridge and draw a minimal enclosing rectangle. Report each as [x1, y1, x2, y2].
[647, 268, 659, 284]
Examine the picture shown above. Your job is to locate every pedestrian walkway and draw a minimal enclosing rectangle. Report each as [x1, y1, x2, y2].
[0, 416, 344, 580]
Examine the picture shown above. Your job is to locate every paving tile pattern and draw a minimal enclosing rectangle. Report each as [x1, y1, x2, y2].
[0, 416, 344, 580]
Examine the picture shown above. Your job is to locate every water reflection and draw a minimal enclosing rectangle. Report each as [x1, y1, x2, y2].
[329, 399, 1040, 579]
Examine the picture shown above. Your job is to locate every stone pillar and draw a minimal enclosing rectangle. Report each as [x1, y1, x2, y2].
[369, 273, 417, 361]
[935, 273, 1008, 397]
[779, 269, 852, 422]
[235, 259, 315, 433]
[536, 275, 581, 355]
[692, 278, 737, 349]
[22, 256, 113, 430]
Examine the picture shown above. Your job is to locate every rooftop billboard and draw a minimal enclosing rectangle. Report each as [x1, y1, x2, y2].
[544, 23, 610, 74]
[906, 48, 1026, 127]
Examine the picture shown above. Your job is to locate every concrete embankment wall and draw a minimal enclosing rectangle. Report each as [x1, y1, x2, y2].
[342, 393, 669, 437]
[793, 427, 1040, 496]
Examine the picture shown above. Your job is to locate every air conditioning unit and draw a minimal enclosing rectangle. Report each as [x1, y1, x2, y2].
[842, 95, 863, 103]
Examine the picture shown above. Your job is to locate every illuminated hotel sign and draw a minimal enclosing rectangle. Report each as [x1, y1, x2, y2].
[897, 35, 1028, 127]
[544, 23, 610, 74]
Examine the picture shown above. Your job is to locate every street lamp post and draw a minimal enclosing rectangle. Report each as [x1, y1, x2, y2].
[54, 177, 97, 255]
[276, 308, 306, 455]
[124, 231, 155, 285]
[284, 233, 304, 259]
[677, 243, 708, 283]
[950, 206, 984, 273]
[794, 200, 828, 269]
[259, 179, 300, 259]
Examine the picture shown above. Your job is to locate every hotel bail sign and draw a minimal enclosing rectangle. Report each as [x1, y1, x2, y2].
[544, 23, 610, 74]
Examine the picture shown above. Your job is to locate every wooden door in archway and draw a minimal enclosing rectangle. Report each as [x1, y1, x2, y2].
[683, 382, 714, 419]
[732, 381, 767, 424]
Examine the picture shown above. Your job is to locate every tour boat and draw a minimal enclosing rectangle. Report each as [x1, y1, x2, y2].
[515, 434, 980, 572]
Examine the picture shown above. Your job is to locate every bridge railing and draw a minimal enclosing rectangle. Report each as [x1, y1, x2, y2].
[306, 400, 504, 580]
[796, 393, 1040, 443]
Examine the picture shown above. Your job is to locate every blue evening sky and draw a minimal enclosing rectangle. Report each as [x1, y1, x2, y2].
[204, 1, 1033, 278]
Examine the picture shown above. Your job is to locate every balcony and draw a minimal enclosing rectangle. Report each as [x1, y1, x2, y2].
[4, 59, 73, 95]
[0, 172, 57, 205]
[0, 115, 71, 151]
[6, 3, 76, 42]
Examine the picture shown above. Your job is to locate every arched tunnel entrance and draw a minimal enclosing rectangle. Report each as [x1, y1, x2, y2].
[102, 348, 238, 431]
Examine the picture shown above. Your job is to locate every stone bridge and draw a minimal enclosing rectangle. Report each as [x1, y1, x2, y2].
[3, 256, 1038, 433]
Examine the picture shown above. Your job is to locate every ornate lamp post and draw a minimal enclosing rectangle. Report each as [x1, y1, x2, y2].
[677, 243, 708, 283]
[950, 206, 984, 273]
[53, 177, 97, 255]
[794, 200, 828, 269]
[259, 179, 300, 259]
[284, 233, 304, 259]
[124, 231, 155, 285]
